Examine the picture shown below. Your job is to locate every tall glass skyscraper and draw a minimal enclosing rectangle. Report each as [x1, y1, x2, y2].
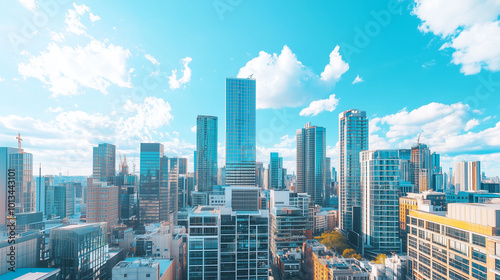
[339, 109, 368, 234]
[139, 143, 178, 225]
[296, 123, 326, 206]
[225, 78, 256, 186]
[92, 143, 116, 185]
[196, 115, 218, 192]
[269, 152, 284, 190]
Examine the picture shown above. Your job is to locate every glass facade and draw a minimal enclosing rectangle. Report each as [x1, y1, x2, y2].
[296, 123, 326, 206]
[92, 143, 116, 185]
[361, 149, 402, 253]
[196, 115, 218, 192]
[225, 78, 256, 186]
[49, 223, 108, 280]
[339, 109, 368, 232]
[269, 152, 284, 190]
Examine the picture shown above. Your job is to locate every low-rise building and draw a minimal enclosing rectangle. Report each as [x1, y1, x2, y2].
[112, 258, 176, 280]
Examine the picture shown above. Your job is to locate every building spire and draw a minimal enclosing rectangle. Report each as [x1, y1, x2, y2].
[16, 132, 23, 151]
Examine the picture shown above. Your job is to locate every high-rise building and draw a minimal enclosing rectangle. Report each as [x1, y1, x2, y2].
[296, 123, 326, 206]
[187, 187, 269, 280]
[360, 150, 402, 256]
[339, 109, 368, 234]
[45, 183, 75, 219]
[138, 143, 178, 225]
[255, 162, 265, 189]
[324, 157, 332, 205]
[410, 143, 432, 193]
[408, 203, 500, 280]
[86, 178, 119, 232]
[93, 143, 116, 185]
[452, 160, 481, 192]
[269, 152, 285, 190]
[225, 78, 256, 186]
[50, 223, 108, 280]
[196, 115, 218, 192]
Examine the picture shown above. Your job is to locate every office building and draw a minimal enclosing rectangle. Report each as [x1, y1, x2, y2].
[269, 152, 285, 190]
[296, 122, 326, 206]
[93, 143, 116, 185]
[255, 161, 265, 189]
[453, 160, 481, 192]
[360, 150, 402, 255]
[0, 231, 43, 275]
[408, 203, 500, 280]
[0, 268, 60, 280]
[86, 179, 119, 232]
[139, 143, 178, 225]
[410, 143, 432, 193]
[196, 115, 218, 192]
[50, 223, 108, 280]
[225, 78, 256, 186]
[339, 109, 368, 234]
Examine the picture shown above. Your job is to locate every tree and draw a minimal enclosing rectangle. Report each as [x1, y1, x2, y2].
[342, 249, 362, 260]
[373, 253, 387, 264]
[315, 230, 349, 254]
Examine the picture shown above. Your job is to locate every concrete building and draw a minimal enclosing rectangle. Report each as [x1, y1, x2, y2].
[410, 143, 432, 193]
[452, 160, 481, 192]
[408, 202, 500, 280]
[112, 258, 176, 280]
[0, 268, 60, 280]
[86, 179, 119, 232]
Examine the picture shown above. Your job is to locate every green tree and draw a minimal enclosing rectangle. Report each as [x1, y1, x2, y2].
[373, 253, 387, 264]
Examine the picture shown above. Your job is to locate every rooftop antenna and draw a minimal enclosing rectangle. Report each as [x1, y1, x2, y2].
[16, 133, 23, 151]
[417, 133, 421, 145]
[248, 74, 254, 79]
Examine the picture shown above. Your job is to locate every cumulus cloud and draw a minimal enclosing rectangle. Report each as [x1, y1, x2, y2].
[18, 0, 36, 11]
[352, 75, 363, 84]
[413, 0, 500, 74]
[0, 97, 174, 175]
[18, 40, 132, 97]
[191, 125, 196, 132]
[238, 45, 349, 109]
[320, 46, 349, 82]
[50, 32, 65, 42]
[464, 119, 480, 131]
[168, 57, 192, 90]
[145, 54, 160, 65]
[299, 94, 339, 117]
[47, 107, 63, 113]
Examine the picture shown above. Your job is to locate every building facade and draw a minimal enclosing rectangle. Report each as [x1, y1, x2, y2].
[196, 115, 218, 192]
[93, 143, 116, 185]
[225, 78, 256, 186]
[269, 152, 285, 190]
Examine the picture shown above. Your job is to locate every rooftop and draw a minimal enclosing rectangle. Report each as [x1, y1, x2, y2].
[0, 268, 60, 280]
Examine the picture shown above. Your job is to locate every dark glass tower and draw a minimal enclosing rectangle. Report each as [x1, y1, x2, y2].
[92, 143, 116, 185]
[225, 78, 256, 186]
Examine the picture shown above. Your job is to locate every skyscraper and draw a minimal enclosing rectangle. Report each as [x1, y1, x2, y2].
[360, 149, 402, 255]
[296, 123, 326, 206]
[269, 152, 285, 190]
[225, 78, 256, 186]
[196, 115, 218, 192]
[139, 143, 178, 225]
[452, 160, 481, 192]
[339, 109, 368, 234]
[93, 143, 116, 185]
[87, 178, 118, 232]
[410, 143, 432, 193]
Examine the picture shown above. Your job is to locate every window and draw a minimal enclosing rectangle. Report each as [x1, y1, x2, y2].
[472, 248, 486, 263]
[450, 240, 469, 256]
[124, 274, 127, 278]
[449, 253, 469, 274]
[446, 227, 469, 242]
[146, 274, 150, 277]
[450, 270, 469, 280]
[472, 234, 486, 247]
[472, 262, 487, 280]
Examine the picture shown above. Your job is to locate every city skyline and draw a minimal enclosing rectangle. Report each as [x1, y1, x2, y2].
[1, 1, 500, 178]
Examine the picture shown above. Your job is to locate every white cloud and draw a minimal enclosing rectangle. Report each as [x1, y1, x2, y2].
[145, 54, 160, 65]
[238, 45, 348, 109]
[50, 31, 65, 42]
[464, 118, 480, 131]
[18, 40, 132, 97]
[299, 94, 339, 117]
[89, 12, 101, 22]
[320, 45, 349, 82]
[18, 0, 36, 11]
[0, 97, 174, 175]
[413, 0, 500, 75]
[47, 107, 63, 113]
[191, 125, 196, 132]
[168, 57, 192, 90]
[352, 75, 363, 84]
[0, 77, 4, 82]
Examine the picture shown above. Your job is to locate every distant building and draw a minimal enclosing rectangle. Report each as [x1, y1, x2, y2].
[296, 122, 326, 206]
[50, 223, 108, 280]
[410, 143, 432, 193]
[86, 179, 119, 232]
[452, 160, 481, 192]
[196, 115, 218, 192]
[269, 153, 285, 190]
[225, 78, 256, 186]
[93, 143, 116, 185]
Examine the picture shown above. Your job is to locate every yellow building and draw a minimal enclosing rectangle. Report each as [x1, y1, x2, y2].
[408, 202, 500, 280]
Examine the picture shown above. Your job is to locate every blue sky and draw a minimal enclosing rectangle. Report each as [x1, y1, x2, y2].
[1, 0, 500, 177]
